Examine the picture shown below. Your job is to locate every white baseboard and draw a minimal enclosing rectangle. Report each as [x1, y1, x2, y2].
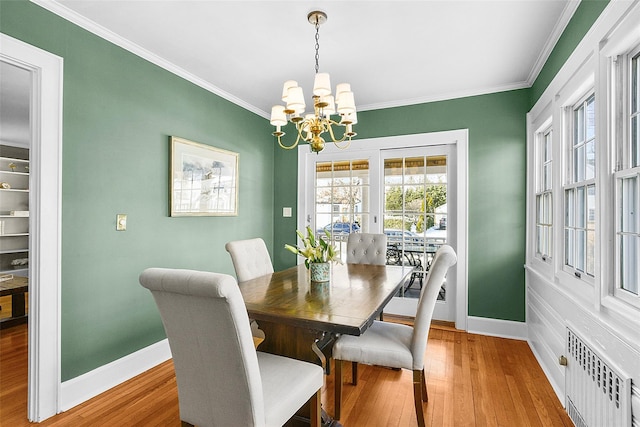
[59, 339, 171, 412]
[527, 337, 565, 404]
[467, 316, 528, 340]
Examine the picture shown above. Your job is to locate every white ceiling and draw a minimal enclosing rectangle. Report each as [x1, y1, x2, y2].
[6, 0, 578, 128]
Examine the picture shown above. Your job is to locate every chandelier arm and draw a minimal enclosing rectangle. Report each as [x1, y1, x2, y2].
[296, 120, 311, 142]
[326, 120, 349, 143]
[277, 130, 302, 150]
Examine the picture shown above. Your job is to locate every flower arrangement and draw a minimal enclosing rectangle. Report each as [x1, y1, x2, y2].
[285, 226, 339, 269]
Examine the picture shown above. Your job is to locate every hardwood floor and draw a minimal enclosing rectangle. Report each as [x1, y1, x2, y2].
[0, 322, 572, 426]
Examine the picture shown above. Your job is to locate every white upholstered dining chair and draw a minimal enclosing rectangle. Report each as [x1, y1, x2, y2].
[139, 268, 323, 427]
[346, 232, 387, 265]
[225, 237, 274, 339]
[332, 245, 457, 427]
[225, 237, 275, 282]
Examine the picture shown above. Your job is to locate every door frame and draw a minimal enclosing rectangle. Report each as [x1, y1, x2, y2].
[297, 129, 468, 330]
[1, 33, 63, 421]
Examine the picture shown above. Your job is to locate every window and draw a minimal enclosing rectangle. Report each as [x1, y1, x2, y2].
[564, 94, 596, 278]
[526, 2, 640, 329]
[615, 46, 640, 297]
[535, 128, 553, 260]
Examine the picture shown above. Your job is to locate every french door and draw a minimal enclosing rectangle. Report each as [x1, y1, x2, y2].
[381, 145, 456, 321]
[300, 137, 459, 322]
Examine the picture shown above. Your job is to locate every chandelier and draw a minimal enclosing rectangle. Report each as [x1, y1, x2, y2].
[270, 10, 357, 153]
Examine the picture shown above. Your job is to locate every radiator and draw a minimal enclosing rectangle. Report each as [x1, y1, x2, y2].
[566, 328, 632, 427]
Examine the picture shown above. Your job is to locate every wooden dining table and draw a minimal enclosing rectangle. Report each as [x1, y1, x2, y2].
[238, 262, 410, 369]
[239, 262, 410, 426]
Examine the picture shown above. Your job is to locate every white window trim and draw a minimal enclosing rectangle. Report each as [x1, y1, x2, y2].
[609, 44, 640, 311]
[527, 0, 640, 328]
[533, 117, 554, 266]
[527, 104, 555, 279]
[601, 7, 640, 316]
[561, 90, 597, 291]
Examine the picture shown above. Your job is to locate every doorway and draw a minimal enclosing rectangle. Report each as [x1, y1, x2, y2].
[297, 130, 468, 329]
[1, 33, 63, 422]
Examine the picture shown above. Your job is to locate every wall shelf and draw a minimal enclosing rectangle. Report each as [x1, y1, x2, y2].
[0, 146, 29, 286]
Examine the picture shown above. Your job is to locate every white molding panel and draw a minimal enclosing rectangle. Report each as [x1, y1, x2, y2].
[466, 316, 528, 340]
[60, 339, 171, 412]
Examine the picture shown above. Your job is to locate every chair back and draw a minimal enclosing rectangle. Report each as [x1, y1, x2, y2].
[410, 245, 457, 370]
[346, 233, 387, 265]
[225, 238, 274, 282]
[139, 268, 264, 426]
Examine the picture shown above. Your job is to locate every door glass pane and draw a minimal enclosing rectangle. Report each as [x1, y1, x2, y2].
[314, 159, 369, 261]
[384, 154, 447, 299]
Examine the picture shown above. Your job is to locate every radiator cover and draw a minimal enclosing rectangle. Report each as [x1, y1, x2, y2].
[566, 327, 632, 427]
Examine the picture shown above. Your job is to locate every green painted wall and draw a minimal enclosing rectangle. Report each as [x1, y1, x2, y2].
[530, 0, 609, 106]
[1, 0, 273, 381]
[274, 90, 530, 322]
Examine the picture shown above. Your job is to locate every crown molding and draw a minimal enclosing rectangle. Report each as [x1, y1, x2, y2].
[29, 0, 268, 119]
[526, 0, 581, 86]
[357, 80, 530, 112]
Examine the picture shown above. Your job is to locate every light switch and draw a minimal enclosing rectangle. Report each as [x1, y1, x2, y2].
[283, 207, 292, 218]
[116, 214, 127, 231]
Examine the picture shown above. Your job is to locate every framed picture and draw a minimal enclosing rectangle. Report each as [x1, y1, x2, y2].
[170, 136, 238, 216]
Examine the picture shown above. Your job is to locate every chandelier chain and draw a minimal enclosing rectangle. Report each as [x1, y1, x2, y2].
[314, 20, 320, 74]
